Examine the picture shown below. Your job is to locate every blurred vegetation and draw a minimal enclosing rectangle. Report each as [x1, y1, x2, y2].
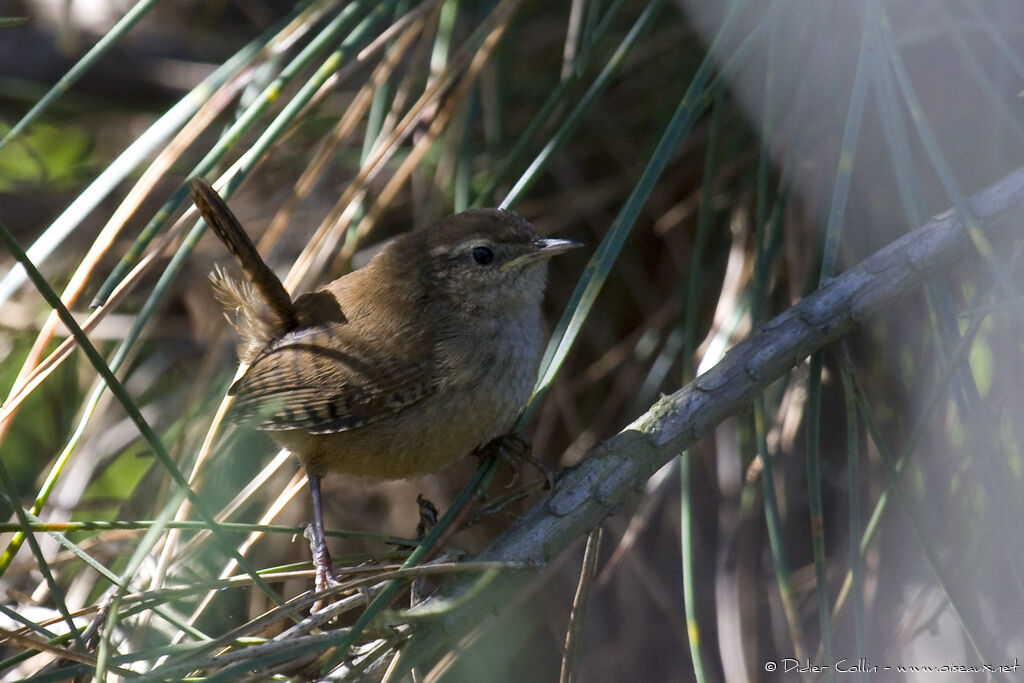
[1, 0, 1024, 680]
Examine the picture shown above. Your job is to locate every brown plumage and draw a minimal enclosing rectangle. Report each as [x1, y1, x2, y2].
[190, 178, 580, 598]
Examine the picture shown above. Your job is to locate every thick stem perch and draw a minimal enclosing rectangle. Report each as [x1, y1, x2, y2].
[393, 165, 1024, 675]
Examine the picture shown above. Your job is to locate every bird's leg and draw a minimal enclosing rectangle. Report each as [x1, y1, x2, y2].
[474, 433, 556, 490]
[415, 494, 439, 540]
[304, 473, 340, 609]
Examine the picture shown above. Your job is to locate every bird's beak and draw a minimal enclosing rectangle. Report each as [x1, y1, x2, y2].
[502, 238, 583, 270]
[536, 238, 583, 256]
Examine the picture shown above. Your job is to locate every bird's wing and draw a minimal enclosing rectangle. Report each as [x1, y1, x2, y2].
[227, 325, 435, 434]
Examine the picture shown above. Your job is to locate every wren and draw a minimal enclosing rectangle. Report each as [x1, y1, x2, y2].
[189, 178, 580, 596]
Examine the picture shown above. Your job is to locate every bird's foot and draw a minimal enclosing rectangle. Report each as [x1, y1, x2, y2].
[415, 494, 440, 540]
[475, 433, 556, 490]
[304, 522, 341, 612]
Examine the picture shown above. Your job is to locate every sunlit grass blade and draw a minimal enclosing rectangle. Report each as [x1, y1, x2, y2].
[41, 6, 400, 620]
[0, 219, 289, 640]
[5, 2, 1022, 678]
[278, 0, 522, 290]
[92, 0, 373, 306]
[17, 506, 212, 643]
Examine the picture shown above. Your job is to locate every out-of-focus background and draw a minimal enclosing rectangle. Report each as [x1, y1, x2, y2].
[2, 0, 1024, 680]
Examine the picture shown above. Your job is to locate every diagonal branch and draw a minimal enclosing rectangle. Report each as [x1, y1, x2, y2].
[395, 165, 1024, 674]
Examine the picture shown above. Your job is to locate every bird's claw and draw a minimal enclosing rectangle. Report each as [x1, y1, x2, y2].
[475, 433, 556, 490]
[304, 522, 340, 612]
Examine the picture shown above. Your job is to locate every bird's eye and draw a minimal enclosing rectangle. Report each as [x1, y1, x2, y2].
[471, 246, 494, 265]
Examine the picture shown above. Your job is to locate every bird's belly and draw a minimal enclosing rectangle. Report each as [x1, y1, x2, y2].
[274, 313, 542, 480]
[276, 380, 527, 479]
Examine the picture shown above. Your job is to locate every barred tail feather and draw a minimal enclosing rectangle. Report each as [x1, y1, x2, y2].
[190, 177, 297, 331]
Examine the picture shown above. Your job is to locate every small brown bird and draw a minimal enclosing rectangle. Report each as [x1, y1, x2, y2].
[189, 178, 580, 595]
